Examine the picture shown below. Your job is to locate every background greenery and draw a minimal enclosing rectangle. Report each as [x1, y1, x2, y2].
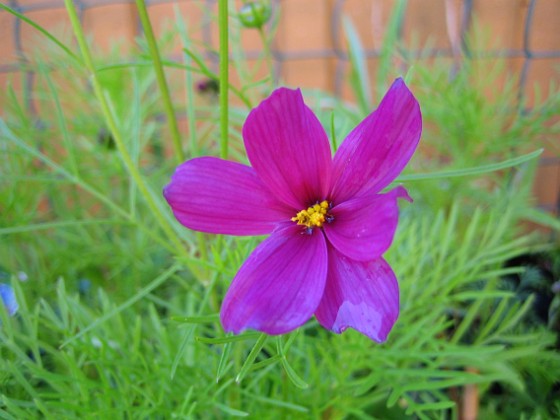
[1, 1, 559, 418]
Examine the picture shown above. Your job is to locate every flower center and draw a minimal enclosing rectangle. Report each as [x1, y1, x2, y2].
[291, 200, 333, 229]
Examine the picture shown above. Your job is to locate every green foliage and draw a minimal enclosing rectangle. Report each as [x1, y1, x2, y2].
[1, 2, 559, 419]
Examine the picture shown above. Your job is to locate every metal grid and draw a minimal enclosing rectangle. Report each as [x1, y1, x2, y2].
[1, 0, 559, 214]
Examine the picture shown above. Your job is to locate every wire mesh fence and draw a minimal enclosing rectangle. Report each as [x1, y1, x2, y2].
[1, 0, 559, 215]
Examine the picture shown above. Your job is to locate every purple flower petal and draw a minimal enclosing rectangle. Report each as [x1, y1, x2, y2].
[164, 157, 291, 235]
[315, 247, 399, 342]
[0, 283, 18, 316]
[243, 88, 332, 209]
[324, 186, 411, 261]
[221, 225, 328, 335]
[330, 78, 422, 202]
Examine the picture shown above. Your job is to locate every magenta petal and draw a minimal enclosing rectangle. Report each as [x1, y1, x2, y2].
[243, 88, 332, 209]
[324, 186, 410, 261]
[163, 157, 291, 235]
[315, 247, 399, 342]
[330, 78, 422, 202]
[221, 225, 328, 335]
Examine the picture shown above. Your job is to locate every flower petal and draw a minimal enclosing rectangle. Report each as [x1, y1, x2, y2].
[324, 186, 411, 261]
[315, 247, 399, 342]
[243, 88, 332, 209]
[330, 78, 422, 202]
[221, 225, 328, 335]
[0, 283, 18, 316]
[163, 157, 291, 235]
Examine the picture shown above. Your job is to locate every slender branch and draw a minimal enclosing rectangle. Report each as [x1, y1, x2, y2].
[135, 0, 184, 163]
[219, 0, 229, 159]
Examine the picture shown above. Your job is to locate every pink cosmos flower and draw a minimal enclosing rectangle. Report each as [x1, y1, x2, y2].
[164, 78, 421, 342]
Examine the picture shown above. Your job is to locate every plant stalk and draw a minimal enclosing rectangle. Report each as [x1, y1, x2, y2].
[219, 0, 229, 159]
[135, 0, 184, 163]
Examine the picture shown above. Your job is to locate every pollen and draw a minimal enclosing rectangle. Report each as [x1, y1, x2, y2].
[291, 200, 332, 229]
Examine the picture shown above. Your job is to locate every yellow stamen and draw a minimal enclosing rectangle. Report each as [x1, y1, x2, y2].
[291, 200, 330, 228]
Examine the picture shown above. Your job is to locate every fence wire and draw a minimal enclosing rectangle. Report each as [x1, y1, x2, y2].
[1, 0, 559, 214]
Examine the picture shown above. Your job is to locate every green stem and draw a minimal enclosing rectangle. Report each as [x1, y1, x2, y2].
[219, 0, 229, 159]
[135, 0, 184, 163]
[177, 24, 198, 156]
[258, 27, 274, 90]
[63, 0, 187, 258]
[174, 8, 209, 262]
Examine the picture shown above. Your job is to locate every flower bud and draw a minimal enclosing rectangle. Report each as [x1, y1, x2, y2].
[238, 2, 271, 29]
[196, 78, 219, 96]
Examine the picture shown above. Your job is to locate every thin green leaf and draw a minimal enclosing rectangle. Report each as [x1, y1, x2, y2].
[171, 272, 222, 378]
[405, 400, 457, 414]
[241, 391, 309, 413]
[171, 314, 220, 324]
[213, 402, 249, 417]
[330, 112, 338, 152]
[343, 16, 371, 115]
[522, 207, 560, 231]
[277, 336, 309, 389]
[235, 333, 268, 384]
[0, 4, 79, 62]
[283, 329, 300, 353]
[250, 354, 283, 372]
[97, 60, 199, 73]
[196, 332, 261, 345]
[387, 387, 403, 407]
[280, 356, 309, 389]
[216, 341, 233, 382]
[398, 149, 543, 181]
[0, 219, 126, 235]
[183, 47, 215, 78]
[376, 0, 407, 96]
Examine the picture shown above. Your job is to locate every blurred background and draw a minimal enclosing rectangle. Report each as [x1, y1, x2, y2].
[2, 2, 560, 418]
[1, 0, 559, 218]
